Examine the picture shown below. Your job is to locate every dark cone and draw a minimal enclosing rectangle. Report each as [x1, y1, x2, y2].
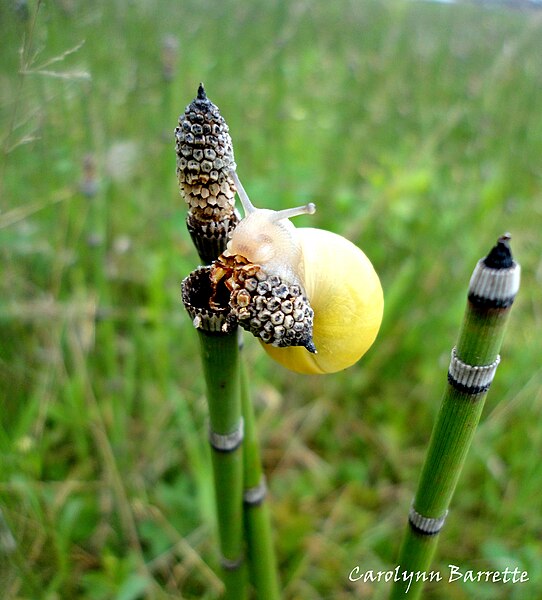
[175, 85, 237, 220]
[175, 85, 238, 263]
[483, 233, 514, 270]
[304, 339, 317, 354]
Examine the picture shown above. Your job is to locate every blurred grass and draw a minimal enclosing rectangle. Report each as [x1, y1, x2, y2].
[1, 0, 541, 598]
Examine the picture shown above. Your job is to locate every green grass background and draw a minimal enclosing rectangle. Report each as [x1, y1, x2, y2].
[1, 0, 541, 598]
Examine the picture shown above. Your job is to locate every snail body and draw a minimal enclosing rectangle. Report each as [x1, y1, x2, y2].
[215, 172, 383, 375]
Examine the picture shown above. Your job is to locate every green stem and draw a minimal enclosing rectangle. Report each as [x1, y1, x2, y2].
[239, 350, 281, 599]
[390, 235, 520, 599]
[197, 331, 247, 600]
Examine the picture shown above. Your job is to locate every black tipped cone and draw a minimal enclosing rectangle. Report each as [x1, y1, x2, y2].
[484, 233, 514, 270]
[304, 339, 317, 354]
[197, 82, 207, 100]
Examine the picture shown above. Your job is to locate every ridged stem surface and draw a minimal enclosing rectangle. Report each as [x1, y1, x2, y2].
[197, 331, 247, 599]
[240, 356, 280, 599]
[390, 237, 519, 599]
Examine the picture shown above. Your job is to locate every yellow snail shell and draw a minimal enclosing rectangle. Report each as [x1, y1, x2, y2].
[227, 172, 383, 375]
[263, 228, 383, 374]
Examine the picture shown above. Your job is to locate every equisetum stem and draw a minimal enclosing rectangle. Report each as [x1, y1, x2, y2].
[196, 330, 248, 600]
[389, 235, 520, 599]
[239, 344, 281, 599]
[178, 85, 248, 598]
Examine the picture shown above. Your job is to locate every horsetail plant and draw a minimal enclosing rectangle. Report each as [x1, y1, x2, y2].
[178, 83, 383, 597]
[182, 269, 247, 599]
[179, 85, 279, 599]
[390, 234, 520, 598]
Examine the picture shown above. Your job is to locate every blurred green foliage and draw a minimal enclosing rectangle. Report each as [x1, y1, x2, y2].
[1, 0, 541, 598]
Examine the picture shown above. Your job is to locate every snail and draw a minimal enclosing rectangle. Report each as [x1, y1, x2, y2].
[210, 172, 384, 375]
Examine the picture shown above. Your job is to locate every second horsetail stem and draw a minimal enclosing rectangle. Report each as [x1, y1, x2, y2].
[390, 235, 520, 598]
